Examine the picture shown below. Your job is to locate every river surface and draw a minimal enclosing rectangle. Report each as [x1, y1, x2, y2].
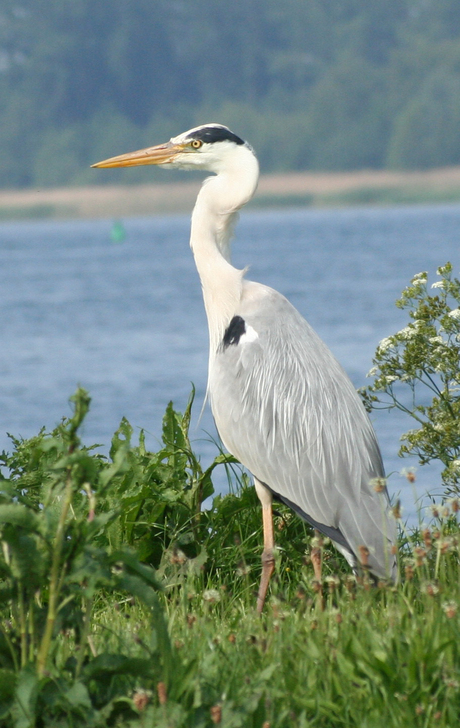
[1, 203, 459, 521]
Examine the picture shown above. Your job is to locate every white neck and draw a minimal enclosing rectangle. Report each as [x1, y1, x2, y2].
[189, 144, 259, 358]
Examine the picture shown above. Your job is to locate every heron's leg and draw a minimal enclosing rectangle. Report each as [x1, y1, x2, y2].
[311, 530, 323, 582]
[254, 479, 275, 614]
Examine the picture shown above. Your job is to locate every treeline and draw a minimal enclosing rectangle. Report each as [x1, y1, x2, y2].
[1, 0, 460, 188]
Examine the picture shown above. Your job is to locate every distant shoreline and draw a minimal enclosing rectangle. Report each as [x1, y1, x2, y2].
[2, 167, 460, 220]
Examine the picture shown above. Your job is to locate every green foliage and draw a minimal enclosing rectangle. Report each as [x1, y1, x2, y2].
[386, 57, 460, 169]
[2, 261, 460, 726]
[361, 263, 460, 493]
[1, 374, 460, 724]
[5, 1, 460, 186]
[0, 385, 317, 725]
[0, 388, 173, 726]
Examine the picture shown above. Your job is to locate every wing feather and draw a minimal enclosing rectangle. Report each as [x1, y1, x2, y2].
[209, 281, 396, 578]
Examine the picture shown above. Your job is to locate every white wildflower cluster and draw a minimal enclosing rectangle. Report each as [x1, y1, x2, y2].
[367, 366, 377, 378]
[412, 272, 428, 284]
[394, 320, 424, 341]
[431, 281, 445, 290]
[383, 375, 398, 383]
[397, 325, 417, 340]
[400, 373, 413, 381]
[378, 336, 394, 353]
[448, 308, 460, 319]
[429, 336, 444, 345]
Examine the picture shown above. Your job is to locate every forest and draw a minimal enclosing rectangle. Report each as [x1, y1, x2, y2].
[2, 0, 460, 187]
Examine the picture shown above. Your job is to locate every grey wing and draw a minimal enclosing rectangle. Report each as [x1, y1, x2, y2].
[209, 282, 396, 579]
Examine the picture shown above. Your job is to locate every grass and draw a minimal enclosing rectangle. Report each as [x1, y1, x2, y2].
[91, 534, 460, 728]
[0, 388, 459, 727]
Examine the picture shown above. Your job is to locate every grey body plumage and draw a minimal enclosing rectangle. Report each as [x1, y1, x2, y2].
[211, 280, 396, 578]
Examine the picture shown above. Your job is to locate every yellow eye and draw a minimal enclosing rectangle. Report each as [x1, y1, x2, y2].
[191, 139, 202, 149]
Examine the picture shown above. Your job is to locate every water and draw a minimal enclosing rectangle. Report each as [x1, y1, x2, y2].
[1, 204, 459, 521]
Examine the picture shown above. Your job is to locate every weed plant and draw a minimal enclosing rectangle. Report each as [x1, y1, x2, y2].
[0, 267, 460, 727]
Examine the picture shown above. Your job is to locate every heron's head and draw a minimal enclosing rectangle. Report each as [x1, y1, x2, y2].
[92, 123, 255, 175]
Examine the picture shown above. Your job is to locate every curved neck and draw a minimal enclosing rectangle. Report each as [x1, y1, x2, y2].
[190, 145, 259, 356]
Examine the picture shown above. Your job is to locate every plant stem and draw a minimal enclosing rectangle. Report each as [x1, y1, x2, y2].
[28, 604, 35, 663]
[75, 597, 93, 678]
[18, 582, 27, 668]
[36, 471, 74, 678]
[0, 623, 19, 672]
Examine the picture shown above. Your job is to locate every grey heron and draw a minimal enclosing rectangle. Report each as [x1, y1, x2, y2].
[93, 123, 397, 611]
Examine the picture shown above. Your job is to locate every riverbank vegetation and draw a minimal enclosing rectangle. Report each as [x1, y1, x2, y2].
[4, 166, 460, 221]
[0, 265, 459, 727]
[3, 2, 460, 189]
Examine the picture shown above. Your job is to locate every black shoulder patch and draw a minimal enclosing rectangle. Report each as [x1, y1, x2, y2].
[222, 316, 246, 349]
[186, 125, 245, 146]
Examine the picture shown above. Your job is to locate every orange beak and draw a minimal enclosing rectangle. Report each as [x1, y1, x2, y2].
[91, 141, 186, 169]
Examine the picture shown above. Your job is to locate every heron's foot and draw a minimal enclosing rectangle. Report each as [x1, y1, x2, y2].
[256, 548, 275, 614]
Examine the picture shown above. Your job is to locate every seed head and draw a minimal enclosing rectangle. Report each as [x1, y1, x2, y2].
[444, 678, 460, 689]
[414, 547, 427, 566]
[435, 537, 454, 554]
[236, 561, 251, 577]
[157, 682, 167, 706]
[442, 602, 457, 619]
[422, 529, 432, 549]
[370, 477, 387, 493]
[325, 575, 340, 593]
[424, 582, 440, 597]
[449, 497, 460, 513]
[203, 589, 221, 604]
[401, 467, 416, 483]
[133, 690, 150, 712]
[344, 575, 356, 596]
[170, 549, 187, 565]
[210, 705, 222, 724]
[405, 562, 414, 580]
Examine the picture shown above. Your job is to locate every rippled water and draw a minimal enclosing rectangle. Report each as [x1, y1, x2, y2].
[1, 204, 459, 519]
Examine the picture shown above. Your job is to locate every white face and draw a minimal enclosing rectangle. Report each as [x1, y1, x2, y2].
[165, 124, 247, 172]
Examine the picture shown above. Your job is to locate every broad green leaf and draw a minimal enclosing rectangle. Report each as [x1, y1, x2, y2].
[0, 505, 39, 532]
[0, 669, 16, 716]
[63, 681, 92, 709]
[12, 666, 39, 728]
